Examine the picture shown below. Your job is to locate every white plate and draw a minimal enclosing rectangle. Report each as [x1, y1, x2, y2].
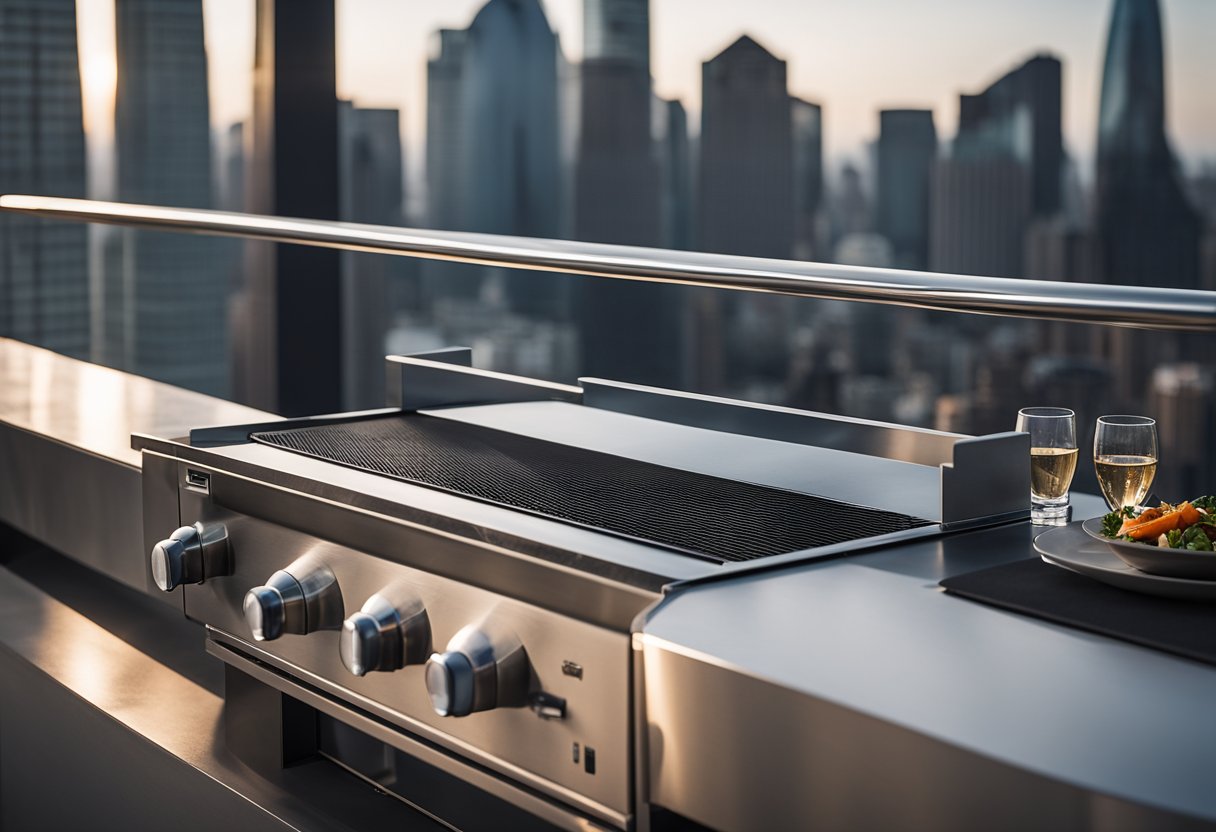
[1033, 522, 1216, 603]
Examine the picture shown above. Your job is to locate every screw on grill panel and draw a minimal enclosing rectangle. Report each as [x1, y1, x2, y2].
[252, 415, 934, 564]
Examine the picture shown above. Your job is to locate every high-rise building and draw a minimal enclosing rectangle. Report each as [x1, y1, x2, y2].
[656, 97, 692, 251]
[790, 97, 823, 260]
[574, 0, 682, 387]
[1096, 0, 1200, 290]
[829, 162, 871, 244]
[339, 102, 405, 410]
[110, 0, 226, 396]
[876, 109, 936, 270]
[584, 0, 648, 66]
[422, 28, 482, 306]
[0, 0, 89, 358]
[234, 0, 341, 415]
[458, 0, 562, 317]
[958, 55, 1062, 217]
[1094, 0, 1202, 409]
[575, 0, 658, 246]
[1151, 364, 1215, 498]
[426, 29, 468, 234]
[697, 35, 795, 394]
[930, 156, 1031, 278]
[218, 122, 246, 213]
[930, 55, 1063, 279]
[698, 35, 793, 259]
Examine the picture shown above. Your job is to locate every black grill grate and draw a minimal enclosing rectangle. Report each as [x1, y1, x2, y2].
[251, 415, 934, 564]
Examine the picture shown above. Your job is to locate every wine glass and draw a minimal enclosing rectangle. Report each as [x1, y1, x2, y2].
[1094, 415, 1158, 512]
[1016, 407, 1078, 525]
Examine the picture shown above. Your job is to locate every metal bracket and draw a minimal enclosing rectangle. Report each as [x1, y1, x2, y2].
[940, 431, 1030, 525]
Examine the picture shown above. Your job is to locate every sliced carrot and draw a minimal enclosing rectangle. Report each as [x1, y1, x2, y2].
[1176, 501, 1202, 529]
[1119, 506, 1163, 536]
[1123, 511, 1182, 541]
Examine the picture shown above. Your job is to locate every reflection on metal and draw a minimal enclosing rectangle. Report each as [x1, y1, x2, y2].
[209, 638, 622, 831]
[579, 377, 963, 467]
[0, 337, 273, 597]
[2, 195, 1214, 331]
[390, 353, 582, 411]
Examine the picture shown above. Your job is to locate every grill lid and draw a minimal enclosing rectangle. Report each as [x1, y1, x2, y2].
[251, 414, 934, 564]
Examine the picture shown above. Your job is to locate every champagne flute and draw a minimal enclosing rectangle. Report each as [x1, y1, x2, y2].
[1094, 415, 1158, 512]
[1016, 407, 1078, 525]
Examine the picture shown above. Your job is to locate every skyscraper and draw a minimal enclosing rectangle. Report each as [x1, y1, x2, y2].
[876, 109, 937, 270]
[697, 36, 795, 393]
[698, 35, 793, 259]
[930, 156, 1031, 278]
[110, 0, 226, 395]
[339, 102, 405, 409]
[426, 29, 468, 234]
[958, 55, 1062, 217]
[584, 0, 648, 66]
[458, 0, 562, 316]
[574, 0, 682, 388]
[1096, 0, 1200, 289]
[218, 122, 246, 213]
[930, 55, 1063, 279]
[575, 0, 658, 246]
[423, 28, 482, 305]
[656, 97, 692, 251]
[0, 0, 89, 358]
[234, 0, 341, 415]
[790, 97, 824, 261]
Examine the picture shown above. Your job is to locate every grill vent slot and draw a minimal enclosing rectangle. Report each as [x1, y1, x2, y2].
[252, 415, 933, 564]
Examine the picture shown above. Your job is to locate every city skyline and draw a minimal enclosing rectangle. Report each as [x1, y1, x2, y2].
[72, 0, 1216, 204]
[5, 0, 1213, 496]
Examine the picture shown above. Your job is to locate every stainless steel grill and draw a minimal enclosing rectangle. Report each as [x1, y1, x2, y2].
[251, 414, 935, 564]
[122, 349, 1035, 831]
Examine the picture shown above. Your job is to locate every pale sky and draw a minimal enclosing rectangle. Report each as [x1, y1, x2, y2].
[76, 0, 1216, 197]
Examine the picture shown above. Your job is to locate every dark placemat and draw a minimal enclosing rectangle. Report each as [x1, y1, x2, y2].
[941, 558, 1216, 667]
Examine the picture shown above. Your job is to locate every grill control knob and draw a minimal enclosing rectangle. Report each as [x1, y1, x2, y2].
[340, 591, 431, 677]
[243, 557, 342, 642]
[425, 624, 528, 717]
[150, 522, 230, 592]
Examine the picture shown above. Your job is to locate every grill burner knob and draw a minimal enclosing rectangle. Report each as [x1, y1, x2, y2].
[425, 624, 528, 717]
[340, 591, 431, 677]
[150, 522, 230, 592]
[243, 558, 342, 642]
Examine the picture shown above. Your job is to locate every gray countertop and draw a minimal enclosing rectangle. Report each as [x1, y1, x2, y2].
[643, 493, 1216, 825]
[0, 337, 274, 469]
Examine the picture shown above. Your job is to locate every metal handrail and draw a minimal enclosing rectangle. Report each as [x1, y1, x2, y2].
[2, 194, 1213, 332]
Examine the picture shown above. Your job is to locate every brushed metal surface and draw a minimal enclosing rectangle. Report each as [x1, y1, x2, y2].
[640, 632, 1213, 832]
[214, 639, 621, 831]
[641, 511, 1216, 828]
[0, 556, 449, 831]
[392, 354, 582, 411]
[178, 495, 634, 821]
[580, 378, 965, 467]
[0, 337, 273, 594]
[0, 336, 272, 469]
[3, 196, 1214, 330]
